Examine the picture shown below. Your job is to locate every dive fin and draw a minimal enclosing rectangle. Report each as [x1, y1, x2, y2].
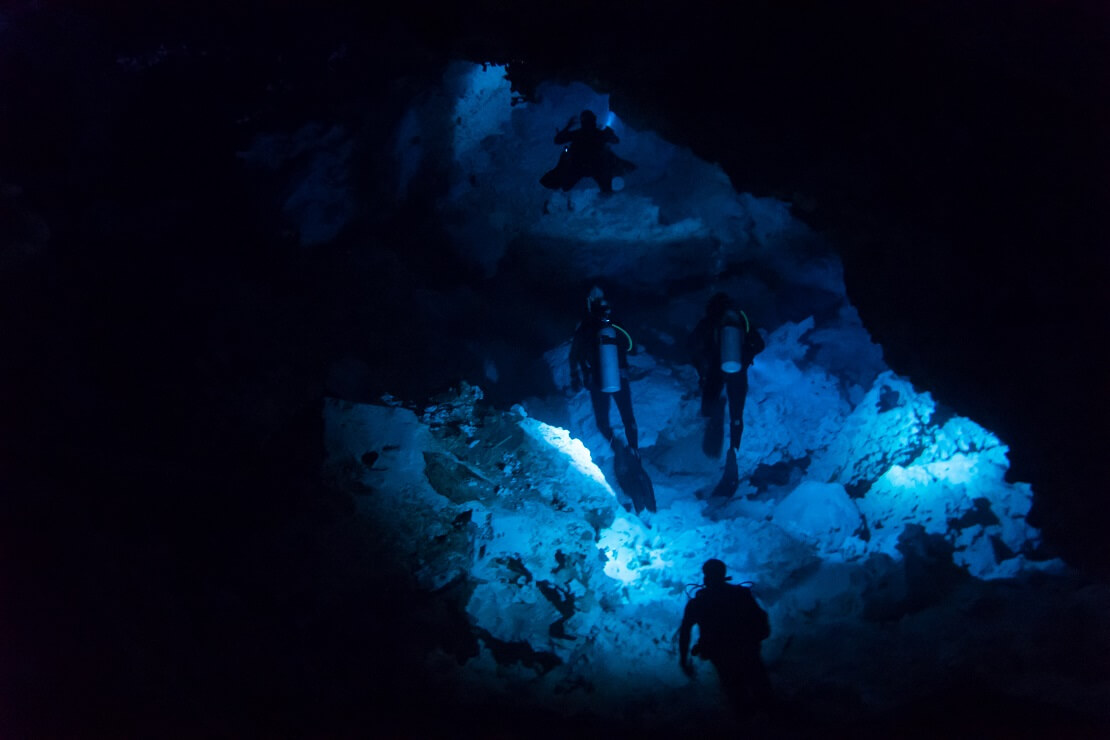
[613, 444, 657, 514]
[709, 451, 740, 499]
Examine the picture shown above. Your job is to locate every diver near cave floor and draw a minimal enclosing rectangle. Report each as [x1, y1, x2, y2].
[688, 292, 765, 496]
[569, 286, 655, 513]
[540, 109, 636, 194]
[679, 559, 773, 718]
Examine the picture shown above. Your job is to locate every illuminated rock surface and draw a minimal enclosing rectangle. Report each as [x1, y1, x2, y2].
[324, 360, 1068, 730]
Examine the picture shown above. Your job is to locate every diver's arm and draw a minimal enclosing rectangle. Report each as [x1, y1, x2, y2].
[554, 115, 578, 144]
[743, 324, 766, 367]
[678, 605, 695, 667]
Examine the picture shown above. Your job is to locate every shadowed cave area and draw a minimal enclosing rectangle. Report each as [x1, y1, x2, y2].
[2, 2, 1108, 738]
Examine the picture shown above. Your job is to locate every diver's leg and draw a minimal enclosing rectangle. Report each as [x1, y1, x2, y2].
[712, 656, 749, 715]
[701, 372, 725, 417]
[726, 370, 750, 451]
[701, 372, 726, 457]
[613, 381, 639, 451]
[746, 651, 774, 706]
[589, 388, 614, 443]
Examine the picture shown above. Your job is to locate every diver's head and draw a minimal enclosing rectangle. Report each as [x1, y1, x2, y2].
[580, 109, 598, 128]
[702, 558, 729, 587]
[587, 287, 612, 323]
[587, 285, 605, 309]
[707, 292, 733, 318]
[590, 297, 612, 323]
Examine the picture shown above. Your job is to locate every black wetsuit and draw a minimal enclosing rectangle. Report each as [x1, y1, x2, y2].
[679, 583, 772, 712]
[570, 315, 639, 450]
[688, 309, 765, 452]
[542, 123, 630, 193]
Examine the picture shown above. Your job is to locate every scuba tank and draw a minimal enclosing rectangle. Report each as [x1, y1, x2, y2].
[598, 324, 621, 392]
[719, 309, 744, 374]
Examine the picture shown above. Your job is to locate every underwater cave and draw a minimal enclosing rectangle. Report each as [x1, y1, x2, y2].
[3, 2, 1108, 737]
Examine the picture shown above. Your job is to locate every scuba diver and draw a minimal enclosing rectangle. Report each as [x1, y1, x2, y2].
[688, 292, 765, 492]
[679, 559, 773, 716]
[540, 109, 636, 194]
[570, 286, 639, 453]
[570, 287, 655, 513]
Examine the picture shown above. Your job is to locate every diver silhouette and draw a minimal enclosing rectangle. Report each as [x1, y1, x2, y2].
[540, 109, 636, 194]
[569, 287, 655, 513]
[570, 286, 639, 452]
[679, 559, 773, 715]
[688, 292, 765, 473]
